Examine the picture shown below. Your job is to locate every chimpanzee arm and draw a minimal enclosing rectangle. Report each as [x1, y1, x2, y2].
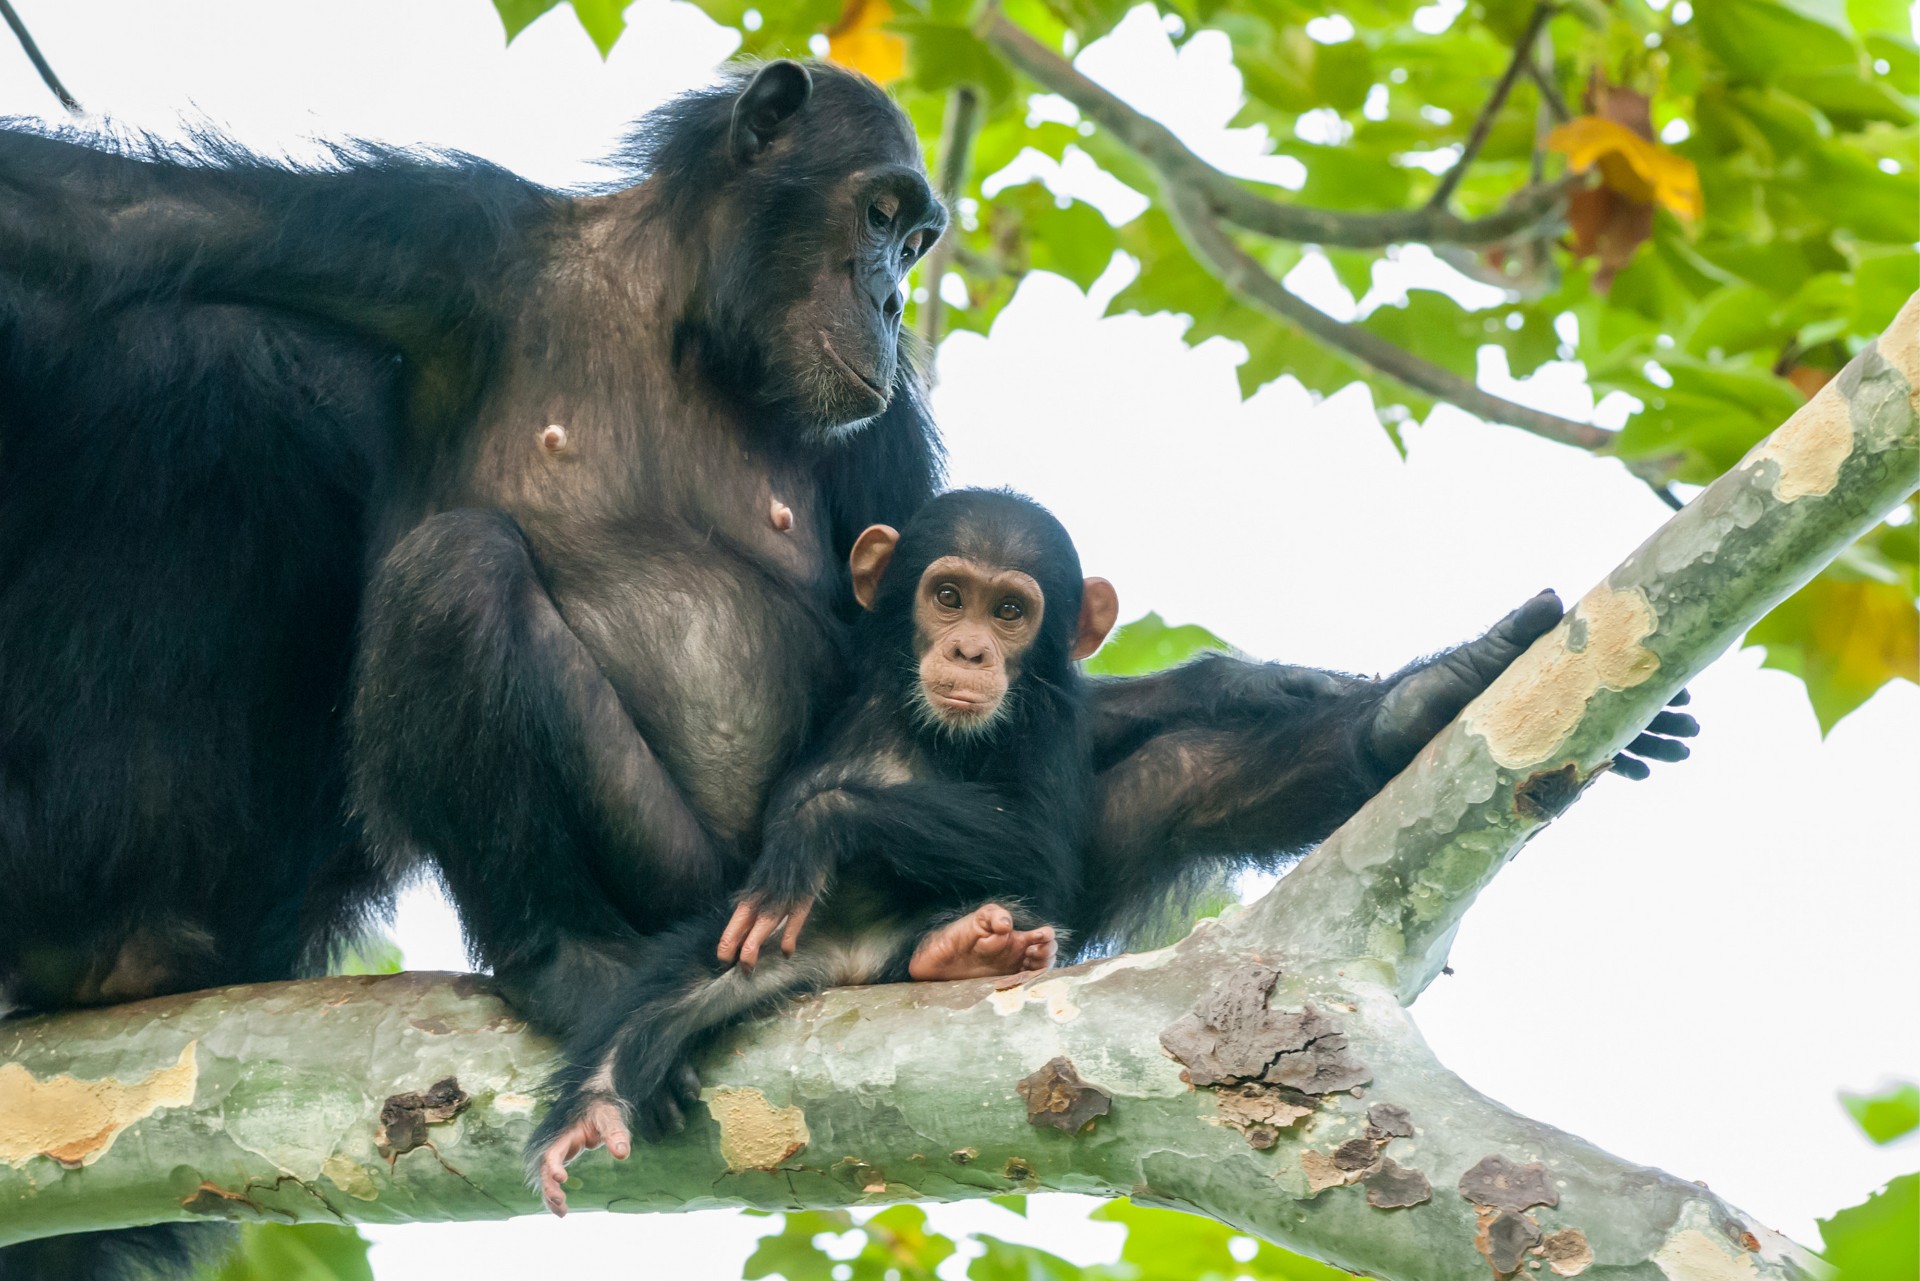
[1081, 593, 1567, 935]
[351, 508, 728, 1039]
[0, 127, 543, 354]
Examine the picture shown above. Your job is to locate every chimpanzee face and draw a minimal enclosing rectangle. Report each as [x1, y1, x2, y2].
[907, 555, 1047, 733]
[705, 61, 946, 438]
[845, 490, 1120, 741]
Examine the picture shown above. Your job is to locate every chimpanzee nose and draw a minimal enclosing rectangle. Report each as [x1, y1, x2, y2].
[950, 634, 987, 664]
[882, 288, 902, 324]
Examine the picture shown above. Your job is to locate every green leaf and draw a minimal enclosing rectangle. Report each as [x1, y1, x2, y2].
[967, 1236, 1089, 1281]
[210, 1225, 373, 1281]
[1841, 1082, 1920, 1144]
[1696, 0, 1861, 81]
[1847, 0, 1912, 37]
[1820, 1173, 1920, 1281]
[989, 1194, 1030, 1216]
[743, 1210, 856, 1281]
[1083, 612, 1232, 677]
[493, 0, 564, 41]
[337, 934, 403, 976]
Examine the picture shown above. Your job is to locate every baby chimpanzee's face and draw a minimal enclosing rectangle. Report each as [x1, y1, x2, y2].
[909, 555, 1046, 732]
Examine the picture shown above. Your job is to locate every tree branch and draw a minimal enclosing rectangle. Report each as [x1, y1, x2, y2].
[1165, 188, 1616, 450]
[1242, 290, 1920, 999]
[1426, 3, 1557, 210]
[8, 299, 1915, 1276]
[978, 11, 1574, 251]
[918, 84, 982, 352]
[0, 0, 79, 114]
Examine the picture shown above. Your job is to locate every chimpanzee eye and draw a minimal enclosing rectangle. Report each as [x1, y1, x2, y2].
[996, 601, 1023, 622]
[900, 233, 922, 261]
[867, 202, 894, 230]
[935, 584, 961, 608]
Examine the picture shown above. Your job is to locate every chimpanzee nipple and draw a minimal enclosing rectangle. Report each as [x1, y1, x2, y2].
[540, 424, 568, 453]
[769, 498, 795, 533]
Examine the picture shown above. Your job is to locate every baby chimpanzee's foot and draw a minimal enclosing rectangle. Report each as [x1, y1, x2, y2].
[908, 903, 1056, 981]
[533, 1095, 631, 1217]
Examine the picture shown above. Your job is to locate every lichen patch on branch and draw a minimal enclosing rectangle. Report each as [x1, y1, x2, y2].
[706, 1086, 809, 1172]
[1463, 584, 1659, 769]
[1741, 379, 1855, 503]
[0, 1040, 197, 1168]
[1875, 292, 1920, 414]
[1653, 1228, 1764, 1281]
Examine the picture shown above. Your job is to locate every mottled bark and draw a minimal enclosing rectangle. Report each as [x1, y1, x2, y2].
[5, 295, 1915, 1279]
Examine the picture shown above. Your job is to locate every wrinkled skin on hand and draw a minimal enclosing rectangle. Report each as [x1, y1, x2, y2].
[1366, 590, 1698, 779]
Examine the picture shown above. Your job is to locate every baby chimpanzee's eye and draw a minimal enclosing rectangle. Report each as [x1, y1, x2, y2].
[936, 584, 961, 608]
[995, 601, 1023, 622]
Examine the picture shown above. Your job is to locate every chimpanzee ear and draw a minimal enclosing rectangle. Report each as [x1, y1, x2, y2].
[848, 525, 900, 611]
[1070, 577, 1119, 662]
[731, 61, 813, 163]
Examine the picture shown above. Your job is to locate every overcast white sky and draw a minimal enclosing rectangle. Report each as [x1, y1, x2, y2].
[4, 1, 1915, 1275]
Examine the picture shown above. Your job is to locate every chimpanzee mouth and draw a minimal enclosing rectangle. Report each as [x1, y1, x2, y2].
[819, 333, 888, 402]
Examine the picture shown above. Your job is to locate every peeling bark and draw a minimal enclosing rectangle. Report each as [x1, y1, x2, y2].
[7, 294, 1914, 1277]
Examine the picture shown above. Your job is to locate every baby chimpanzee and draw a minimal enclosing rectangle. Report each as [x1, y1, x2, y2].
[532, 489, 1116, 1213]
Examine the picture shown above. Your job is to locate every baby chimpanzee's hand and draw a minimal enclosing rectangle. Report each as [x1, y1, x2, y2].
[717, 892, 815, 972]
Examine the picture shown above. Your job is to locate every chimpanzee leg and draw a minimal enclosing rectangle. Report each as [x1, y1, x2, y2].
[1083, 592, 1568, 934]
[350, 508, 726, 1040]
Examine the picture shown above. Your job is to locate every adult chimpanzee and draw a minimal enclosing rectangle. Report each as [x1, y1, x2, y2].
[530, 488, 1116, 1211]
[0, 57, 1693, 1277]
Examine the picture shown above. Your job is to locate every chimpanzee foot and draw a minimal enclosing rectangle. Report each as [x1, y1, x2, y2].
[534, 1095, 631, 1217]
[909, 903, 1056, 981]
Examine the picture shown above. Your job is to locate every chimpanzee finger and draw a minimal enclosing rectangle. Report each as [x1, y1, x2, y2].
[717, 901, 757, 964]
[1625, 733, 1691, 763]
[1473, 589, 1565, 676]
[1610, 753, 1652, 780]
[673, 1062, 703, 1106]
[1667, 688, 1691, 706]
[738, 912, 785, 973]
[780, 899, 814, 955]
[1646, 710, 1699, 737]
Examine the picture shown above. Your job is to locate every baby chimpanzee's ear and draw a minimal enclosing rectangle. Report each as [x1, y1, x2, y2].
[848, 525, 901, 610]
[1071, 577, 1119, 662]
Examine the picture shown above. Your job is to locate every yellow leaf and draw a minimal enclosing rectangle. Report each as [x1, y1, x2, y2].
[827, 0, 906, 85]
[1547, 115, 1703, 223]
[1749, 575, 1920, 733]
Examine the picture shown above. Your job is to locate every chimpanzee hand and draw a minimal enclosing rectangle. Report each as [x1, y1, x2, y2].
[1609, 689, 1698, 779]
[1366, 590, 1565, 776]
[717, 891, 815, 972]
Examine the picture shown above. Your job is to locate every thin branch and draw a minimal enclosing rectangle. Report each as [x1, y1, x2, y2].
[0, 0, 79, 114]
[1526, 57, 1573, 124]
[1166, 188, 1615, 450]
[1426, 2, 1557, 210]
[918, 84, 982, 353]
[979, 11, 1574, 251]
